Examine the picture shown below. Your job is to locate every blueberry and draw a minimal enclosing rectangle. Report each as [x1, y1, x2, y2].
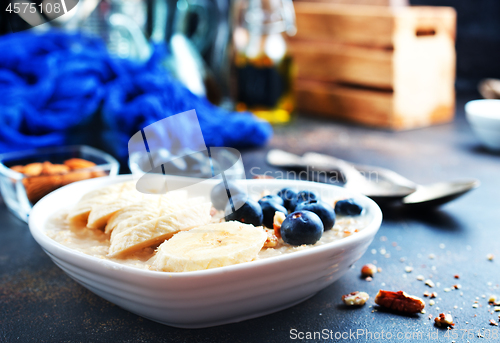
[210, 181, 246, 210]
[277, 188, 297, 210]
[290, 190, 320, 211]
[295, 199, 335, 231]
[335, 199, 363, 216]
[260, 201, 287, 228]
[280, 211, 324, 246]
[258, 194, 284, 207]
[224, 194, 263, 226]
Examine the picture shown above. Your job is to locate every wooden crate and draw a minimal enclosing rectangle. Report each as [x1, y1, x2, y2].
[289, 3, 457, 130]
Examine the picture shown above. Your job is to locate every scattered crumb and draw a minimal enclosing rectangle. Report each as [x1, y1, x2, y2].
[489, 319, 498, 326]
[487, 254, 494, 261]
[405, 266, 413, 273]
[473, 304, 479, 308]
[453, 284, 461, 290]
[454, 274, 460, 279]
[489, 295, 497, 303]
[431, 292, 438, 298]
[425, 279, 435, 288]
[444, 288, 451, 292]
[365, 276, 373, 282]
[400, 257, 406, 263]
[429, 253, 436, 259]
[342, 291, 370, 306]
[417, 275, 425, 281]
[434, 313, 454, 327]
[361, 264, 377, 277]
[430, 300, 435, 306]
[377, 267, 382, 273]
[494, 307, 500, 312]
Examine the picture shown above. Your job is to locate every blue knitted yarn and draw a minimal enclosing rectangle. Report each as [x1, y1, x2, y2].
[0, 31, 273, 159]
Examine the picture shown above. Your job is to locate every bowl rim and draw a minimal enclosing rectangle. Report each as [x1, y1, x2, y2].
[465, 99, 500, 120]
[29, 175, 383, 279]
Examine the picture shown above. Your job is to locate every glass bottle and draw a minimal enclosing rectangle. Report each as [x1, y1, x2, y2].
[231, 0, 296, 124]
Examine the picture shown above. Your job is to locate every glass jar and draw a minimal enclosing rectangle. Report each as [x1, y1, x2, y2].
[231, 0, 296, 124]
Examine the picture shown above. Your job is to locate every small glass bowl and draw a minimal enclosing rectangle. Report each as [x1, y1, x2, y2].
[0, 145, 119, 222]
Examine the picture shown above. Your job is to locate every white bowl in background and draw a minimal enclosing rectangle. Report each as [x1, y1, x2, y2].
[465, 99, 500, 151]
[29, 175, 382, 328]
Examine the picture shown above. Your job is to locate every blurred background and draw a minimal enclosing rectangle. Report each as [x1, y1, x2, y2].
[0, 0, 499, 187]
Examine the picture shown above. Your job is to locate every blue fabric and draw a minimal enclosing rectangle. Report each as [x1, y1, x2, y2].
[0, 31, 272, 160]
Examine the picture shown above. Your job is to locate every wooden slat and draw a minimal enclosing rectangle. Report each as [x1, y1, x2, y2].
[294, 79, 455, 130]
[295, 0, 409, 6]
[288, 39, 394, 89]
[292, 4, 456, 48]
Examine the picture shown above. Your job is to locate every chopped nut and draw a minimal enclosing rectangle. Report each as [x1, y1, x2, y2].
[423, 291, 431, 297]
[23, 163, 43, 176]
[425, 279, 435, 288]
[273, 212, 286, 239]
[263, 230, 278, 248]
[472, 304, 478, 308]
[10, 165, 24, 173]
[41, 161, 70, 175]
[452, 284, 461, 290]
[361, 264, 377, 277]
[404, 266, 413, 273]
[342, 291, 370, 306]
[22, 175, 61, 204]
[454, 274, 460, 279]
[431, 292, 438, 298]
[60, 171, 93, 186]
[489, 319, 498, 326]
[487, 254, 494, 261]
[434, 313, 454, 327]
[494, 306, 500, 312]
[489, 295, 497, 303]
[374, 290, 425, 313]
[64, 158, 97, 170]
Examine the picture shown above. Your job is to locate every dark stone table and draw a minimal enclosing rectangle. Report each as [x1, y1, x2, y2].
[2, 96, 499, 342]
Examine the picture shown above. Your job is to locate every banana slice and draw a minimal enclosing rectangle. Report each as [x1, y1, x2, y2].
[108, 202, 212, 257]
[151, 221, 267, 272]
[68, 181, 137, 227]
[109, 196, 205, 240]
[104, 190, 190, 236]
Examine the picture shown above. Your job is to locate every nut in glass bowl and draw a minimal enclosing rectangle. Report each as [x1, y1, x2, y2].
[0, 145, 119, 222]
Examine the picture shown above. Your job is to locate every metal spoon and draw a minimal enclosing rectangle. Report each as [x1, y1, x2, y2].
[266, 149, 417, 200]
[266, 149, 480, 207]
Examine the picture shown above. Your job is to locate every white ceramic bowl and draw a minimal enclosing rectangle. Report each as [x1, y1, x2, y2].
[29, 175, 382, 328]
[465, 99, 500, 151]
